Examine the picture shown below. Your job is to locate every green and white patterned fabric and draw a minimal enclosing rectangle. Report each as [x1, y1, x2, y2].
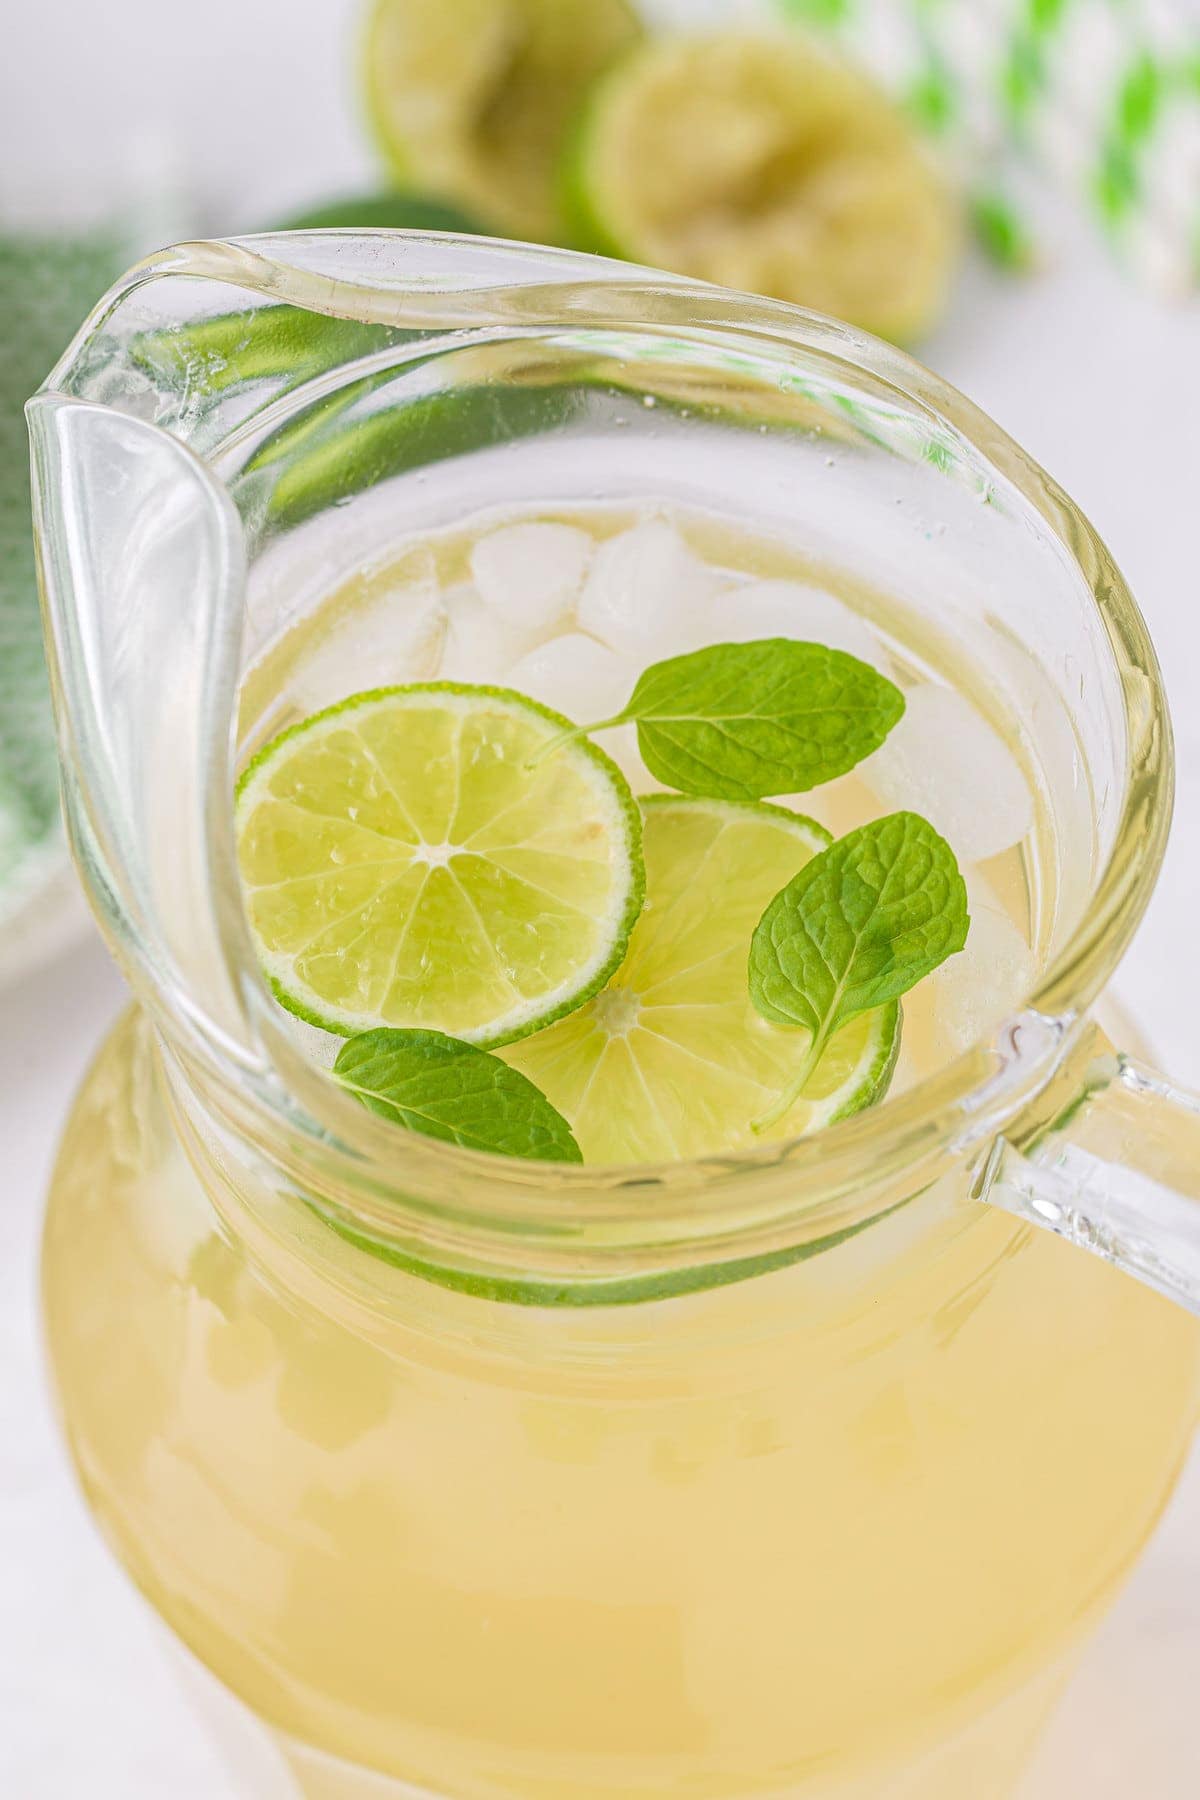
[647, 0, 1200, 289]
[0, 231, 127, 983]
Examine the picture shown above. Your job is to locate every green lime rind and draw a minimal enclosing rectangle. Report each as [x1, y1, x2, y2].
[275, 191, 487, 233]
[639, 789, 830, 844]
[318, 1193, 911, 1307]
[130, 197, 483, 408]
[826, 998, 902, 1124]
[236, 681, 646, 1049]
[129, 303, 403, 401]
[559, 73, 628, 260]
[361, 0, 644, 241]
[239, 358, 883, 546]
[241, 376, 594, 536]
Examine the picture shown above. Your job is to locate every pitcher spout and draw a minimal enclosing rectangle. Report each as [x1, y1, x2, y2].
[27, 393, 260, 1069]
[22, 231, 658, 1128]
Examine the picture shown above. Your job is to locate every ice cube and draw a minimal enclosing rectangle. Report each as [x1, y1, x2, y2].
[701, 579, 891, 672]
[576, 519, 720, 659]
[292, 568, 446, 709]
[859, 684, 1034, 862]
[438, 588, 531, 684]
[469, 521, 593, 635]
[930, 870, 1037, 1053]
[504, 632, 633, 724]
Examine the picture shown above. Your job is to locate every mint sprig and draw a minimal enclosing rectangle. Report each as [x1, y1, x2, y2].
[334, 1029, 582, 1163]
[531, 639, 905, 799]
[748, 811, 969, 1131]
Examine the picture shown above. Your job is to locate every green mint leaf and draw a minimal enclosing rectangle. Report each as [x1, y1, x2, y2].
[751, 811, 969, 1028]
[333, 1029, 583, 1163]
[614, 639, 904, 799]
[748, 812, 969, 1130]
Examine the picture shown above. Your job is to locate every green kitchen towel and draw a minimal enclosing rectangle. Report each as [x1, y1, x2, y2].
[0, 230, 126, 972]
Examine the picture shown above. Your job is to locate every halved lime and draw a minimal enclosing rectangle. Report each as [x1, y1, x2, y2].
[562, 32, 960, 343]
[236, 684, 644, 1044]
[363, 0, 643, 241]
[502, 795, 900, 1162]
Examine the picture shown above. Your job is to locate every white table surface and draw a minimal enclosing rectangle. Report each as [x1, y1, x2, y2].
[3, 1, 1200, 1793]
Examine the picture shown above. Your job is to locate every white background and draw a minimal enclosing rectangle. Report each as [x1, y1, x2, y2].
[3, 1, 1200, 1793]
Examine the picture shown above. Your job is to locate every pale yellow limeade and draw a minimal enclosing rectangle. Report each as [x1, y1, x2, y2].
[43, 505, 1200, 1798]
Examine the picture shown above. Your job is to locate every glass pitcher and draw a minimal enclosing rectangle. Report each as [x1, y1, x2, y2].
[27, 233, 1200, 1799]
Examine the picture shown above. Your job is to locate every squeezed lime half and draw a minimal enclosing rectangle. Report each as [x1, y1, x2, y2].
[363, 0, 643, 240]
[562, 31, 960, 342]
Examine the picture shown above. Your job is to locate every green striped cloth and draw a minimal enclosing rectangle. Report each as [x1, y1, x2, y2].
[648, 0, 1200, 288]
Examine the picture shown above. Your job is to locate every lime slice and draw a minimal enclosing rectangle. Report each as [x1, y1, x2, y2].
[236, 684, 644, 1044]
[562, 32, 960, 343]
[363, 0, 643, 240]
[502, 796, 900, 1163]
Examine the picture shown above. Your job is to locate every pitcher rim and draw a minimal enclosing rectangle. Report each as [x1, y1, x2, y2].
[32, 232, 1174, 1256]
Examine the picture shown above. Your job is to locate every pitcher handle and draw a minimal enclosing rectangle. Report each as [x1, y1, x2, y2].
[982, 1030, 1200, 1314]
